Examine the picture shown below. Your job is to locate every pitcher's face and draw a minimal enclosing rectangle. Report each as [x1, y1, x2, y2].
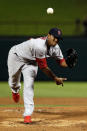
[47, 34, 59, 46]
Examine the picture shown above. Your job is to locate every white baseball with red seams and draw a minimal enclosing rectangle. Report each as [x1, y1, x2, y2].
[7, 37, 64, 117]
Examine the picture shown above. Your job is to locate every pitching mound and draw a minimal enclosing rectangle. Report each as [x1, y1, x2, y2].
[0, 97, 87, 131]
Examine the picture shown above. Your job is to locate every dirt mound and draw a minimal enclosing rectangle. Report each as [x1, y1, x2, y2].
[0, 98, 87, 131]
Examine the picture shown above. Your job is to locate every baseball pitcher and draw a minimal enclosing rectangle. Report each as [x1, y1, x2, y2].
[7, 28, 77, 123]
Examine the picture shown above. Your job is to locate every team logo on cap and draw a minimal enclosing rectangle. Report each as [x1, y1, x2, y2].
[58, 30, 61, 35]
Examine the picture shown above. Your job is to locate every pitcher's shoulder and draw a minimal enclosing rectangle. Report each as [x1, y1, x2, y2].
[39, 36, 47, 40]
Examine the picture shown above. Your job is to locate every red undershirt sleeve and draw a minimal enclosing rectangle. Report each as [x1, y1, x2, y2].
[56, 58, 65, 65]
[36, 58, 48, 69]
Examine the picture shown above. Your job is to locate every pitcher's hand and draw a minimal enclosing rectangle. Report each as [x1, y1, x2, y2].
[54, 77, 67, 86]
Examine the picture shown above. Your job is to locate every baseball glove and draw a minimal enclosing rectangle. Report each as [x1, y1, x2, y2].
[65, 48, 78, 68]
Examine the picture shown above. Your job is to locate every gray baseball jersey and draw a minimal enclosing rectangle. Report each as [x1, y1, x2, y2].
[11, 37, 64, 67]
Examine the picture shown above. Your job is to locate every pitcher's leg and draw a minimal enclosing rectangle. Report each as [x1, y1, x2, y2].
[8, 69, 22, 103]
[23, 72, 34, 116]
[22, 65, 38, 117]
[8, 70, 21, 93]
[7, 51, 23, 93]
[7, 51, 23, 103]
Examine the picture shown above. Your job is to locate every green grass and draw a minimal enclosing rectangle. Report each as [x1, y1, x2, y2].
[0, 104, 72, 107]
[34, 81, 87, 97]
[0, 81, 87, 98]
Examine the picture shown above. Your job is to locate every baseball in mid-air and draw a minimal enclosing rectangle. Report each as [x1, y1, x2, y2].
[47, 8, 54, 14]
